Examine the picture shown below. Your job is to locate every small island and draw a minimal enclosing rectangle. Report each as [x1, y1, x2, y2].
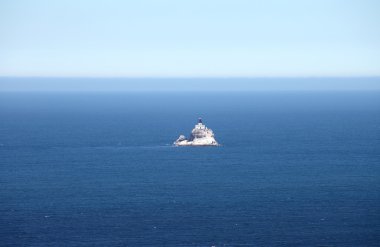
[174, 118, 219, 146]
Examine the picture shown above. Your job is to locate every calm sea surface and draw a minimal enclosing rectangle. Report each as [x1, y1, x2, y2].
[1, 92, 380, 246]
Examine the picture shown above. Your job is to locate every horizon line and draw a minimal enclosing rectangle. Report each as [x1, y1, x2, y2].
[1, 76, 380, 79]
[1, 76, 379, 92]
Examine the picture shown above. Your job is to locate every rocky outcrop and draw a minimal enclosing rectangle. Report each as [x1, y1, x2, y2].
[174, 118, 219, 146]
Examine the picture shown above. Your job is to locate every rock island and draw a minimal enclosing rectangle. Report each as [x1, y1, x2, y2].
[174, 118, 219, 146]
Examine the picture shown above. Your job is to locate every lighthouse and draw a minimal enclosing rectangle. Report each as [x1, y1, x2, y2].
[174, 118, 219, 146]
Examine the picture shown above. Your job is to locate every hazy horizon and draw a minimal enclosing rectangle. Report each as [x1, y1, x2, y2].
[1, 77, 380, 92]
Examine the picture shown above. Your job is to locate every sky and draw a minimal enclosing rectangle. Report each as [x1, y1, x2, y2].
[0, 0, 379, 78]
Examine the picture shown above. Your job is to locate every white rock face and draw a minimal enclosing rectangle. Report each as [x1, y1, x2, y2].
[174, 118, 219, 146]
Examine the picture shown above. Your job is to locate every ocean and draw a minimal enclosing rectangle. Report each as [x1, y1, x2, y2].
[1, 91, 380, 246]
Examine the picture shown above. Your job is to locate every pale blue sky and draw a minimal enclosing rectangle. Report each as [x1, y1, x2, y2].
[1, 0, 380, 77]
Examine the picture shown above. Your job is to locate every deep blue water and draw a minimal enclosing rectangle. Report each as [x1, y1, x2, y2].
[1, 92, 380, 246]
